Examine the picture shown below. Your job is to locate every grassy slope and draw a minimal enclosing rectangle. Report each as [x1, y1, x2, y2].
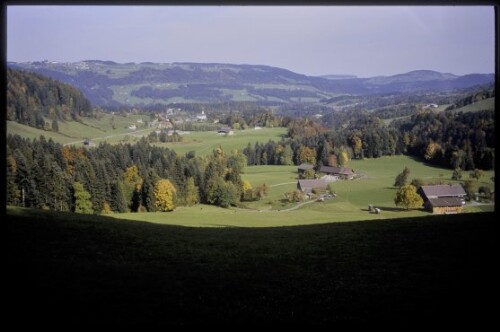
[449, 97, 495, 113]
[154, 127, 287, 156]
[6, 120, 76, 144]
[114, 155, 495, 227]
[8, 114, 155, 145]
[6, 206, 496, 326]
[383, 97, 494, 125]
[7, 118, 285, 153]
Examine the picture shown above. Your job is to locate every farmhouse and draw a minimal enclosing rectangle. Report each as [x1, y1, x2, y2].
[418, 184, 466, 214]
[297, 163, 314, 176]
[217, 127, 234, 136]
[83, 139, 95, 147]
[297, 179, 328, 194]
[319, 166, 355, 180]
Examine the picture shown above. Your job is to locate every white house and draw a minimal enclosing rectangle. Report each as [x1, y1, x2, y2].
[196, 110, 207, 121]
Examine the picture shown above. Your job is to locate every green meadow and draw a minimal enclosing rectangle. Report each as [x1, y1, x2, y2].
[112, 155, 494, 227]
[7, 114, 153, 145]
[7, 117, 286, 155]
[154, 127, 287, 156]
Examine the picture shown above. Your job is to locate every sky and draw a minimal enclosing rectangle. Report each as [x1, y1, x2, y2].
[7, 5, 495, 77]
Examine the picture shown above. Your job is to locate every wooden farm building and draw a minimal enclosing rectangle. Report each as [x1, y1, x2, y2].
[217, 127, 234, 136]
[297, 179, 328, 194]
[418, 184, 466, 214]
[319, 166, 355, 180]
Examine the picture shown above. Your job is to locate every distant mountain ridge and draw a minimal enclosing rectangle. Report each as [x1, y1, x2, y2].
[364, 70, 458, 85]
[8, 61, 494, 106]
[320, 74, 358, 80]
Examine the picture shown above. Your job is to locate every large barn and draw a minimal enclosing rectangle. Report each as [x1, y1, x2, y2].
[418, 184, 466, 214]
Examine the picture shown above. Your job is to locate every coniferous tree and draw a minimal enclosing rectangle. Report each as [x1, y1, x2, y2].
[6, 153, 21, 206]
[73, 181, 93, 214]
[185, 177, 200, 206]
[110, 181, 128, 213]
[142, 169, 160, 211]
[394, 167, 411, 188]
[51, 119, 59, 132]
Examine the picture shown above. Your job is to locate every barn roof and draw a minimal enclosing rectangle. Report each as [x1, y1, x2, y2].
[218, 127, 232, 133]
[319, 166, 354, 175]
[298, 163, 315, 170]
[428, 197, 464, 207]
[420, 184, 466, 198]
[297, 179, 327, 193]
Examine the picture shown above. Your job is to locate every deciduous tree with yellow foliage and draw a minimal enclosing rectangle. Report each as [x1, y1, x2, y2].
[394, 185, 423, 210]
[154, 179, 177, 212]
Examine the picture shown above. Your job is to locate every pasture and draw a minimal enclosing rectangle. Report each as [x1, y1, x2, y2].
[153, 127, 287, 156]
[113, 155, 495, 227]
[7, 114, 153, 145]
[449, 97, 495, 113]
[7, 116, 286, 156]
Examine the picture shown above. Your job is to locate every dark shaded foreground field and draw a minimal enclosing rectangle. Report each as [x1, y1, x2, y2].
[6, 208, 497, 326]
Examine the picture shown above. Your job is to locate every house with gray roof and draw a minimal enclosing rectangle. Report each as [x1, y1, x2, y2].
[297, 163, 315, 176]
[319, 166, 355, 180]
[297, 179, 328, 195]
[418, 184, 466, 214]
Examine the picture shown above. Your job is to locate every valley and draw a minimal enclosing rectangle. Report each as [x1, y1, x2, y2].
[6, 63, 495, 224]
[6, 6, 496, 326]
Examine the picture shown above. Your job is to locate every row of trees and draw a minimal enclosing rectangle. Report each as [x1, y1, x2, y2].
[6, 135, 267, 214]
[249, 108, 494, 171]
[238, 107, 494, 172]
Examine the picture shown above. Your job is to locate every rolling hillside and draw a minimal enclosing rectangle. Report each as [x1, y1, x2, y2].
[8, 61, 494, 106]
[448, 97, 495, 113]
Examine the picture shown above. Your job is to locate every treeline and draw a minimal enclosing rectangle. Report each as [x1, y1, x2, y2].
[218, 111, 288, 129]
[241, 109, 494, 171]
[6, 68, 93, 128]
[6, 135, 265, 214]
[241, 127, 401, 167]
[397, 110, 494, 170]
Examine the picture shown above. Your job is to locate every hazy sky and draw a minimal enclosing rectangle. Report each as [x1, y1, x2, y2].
[7, 5, 495, 77]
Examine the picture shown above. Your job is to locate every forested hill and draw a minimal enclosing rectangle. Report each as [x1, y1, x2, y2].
[7, 61, 495, 106]
[7, 68, 93, 130]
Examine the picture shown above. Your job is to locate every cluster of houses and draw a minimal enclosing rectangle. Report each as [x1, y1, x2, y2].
[298, 164, 356, 181]
[295, 163, 469, 214]
[296, 163, 357, 197]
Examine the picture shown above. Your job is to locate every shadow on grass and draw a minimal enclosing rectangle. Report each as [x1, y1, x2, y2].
[406, 154, 454, 170]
